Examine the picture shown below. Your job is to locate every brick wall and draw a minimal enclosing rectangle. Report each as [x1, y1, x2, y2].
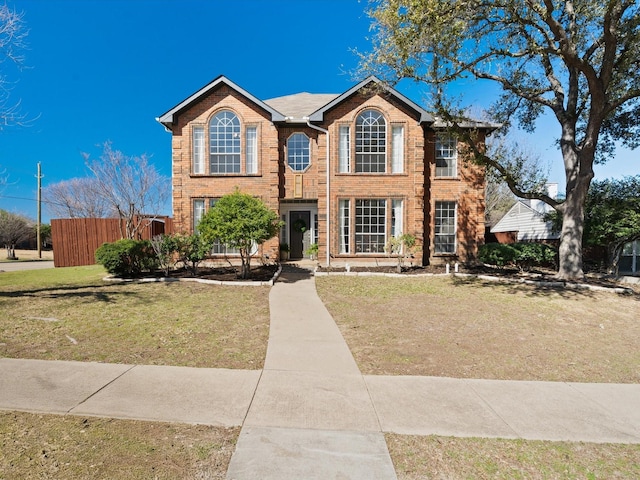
[167, 82, 487, 266]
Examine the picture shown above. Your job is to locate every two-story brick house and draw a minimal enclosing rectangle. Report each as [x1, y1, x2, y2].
[157, 75, 493, 266]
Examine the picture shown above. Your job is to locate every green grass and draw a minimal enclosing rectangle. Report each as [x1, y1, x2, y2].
[387, 434, 640, 480]
[0, 411, 238, 479]
[0, 266, 270, 369]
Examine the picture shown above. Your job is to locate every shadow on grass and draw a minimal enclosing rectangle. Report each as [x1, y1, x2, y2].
[450, 274, 638, 300]
[0, 282, 142, 303]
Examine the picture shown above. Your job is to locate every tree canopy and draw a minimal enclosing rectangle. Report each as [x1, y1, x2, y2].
[0, 209, 32, 259]
[197, 191, 281, 279]
[583, 176, 640, 272]
[361, 0, 640, 279]
[83, 142, 170, 238]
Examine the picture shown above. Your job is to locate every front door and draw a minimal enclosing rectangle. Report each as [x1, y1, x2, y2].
[289, 211, 310, 259]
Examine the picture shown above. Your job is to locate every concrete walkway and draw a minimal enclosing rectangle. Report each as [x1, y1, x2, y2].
[225, 266, 397, 479]
[1, 264, 640, 478]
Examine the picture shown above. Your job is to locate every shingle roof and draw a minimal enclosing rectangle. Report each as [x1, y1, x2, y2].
[264, 93, 339, 121]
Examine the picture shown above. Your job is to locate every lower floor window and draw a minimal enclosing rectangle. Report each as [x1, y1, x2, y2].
[355, 199, 387, 253]
[339, 198, 403, 254]
[192, 198, 240, 255]
[435, 201, 456, 254]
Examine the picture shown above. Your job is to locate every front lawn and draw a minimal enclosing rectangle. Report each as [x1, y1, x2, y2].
[316, 275, 640, 383]
[0, 266, 270, 369]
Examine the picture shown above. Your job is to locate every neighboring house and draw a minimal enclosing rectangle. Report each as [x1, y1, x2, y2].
[490, 184, 560, 243]
[620, 239, 640, 275]
[157, 75, 495, 266]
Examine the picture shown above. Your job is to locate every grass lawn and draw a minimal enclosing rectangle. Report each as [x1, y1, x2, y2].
[2, 267, 639, 478]
[315, 275, 640, 383]
[316, 275, 640, 478]
[0, 411, 238, 479]
[0, 265, 270, 369]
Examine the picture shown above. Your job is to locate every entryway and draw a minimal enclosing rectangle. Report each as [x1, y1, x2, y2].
[289, 211, 311, 259]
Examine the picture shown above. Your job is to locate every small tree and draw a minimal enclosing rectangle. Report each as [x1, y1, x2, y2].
[198, 191, 282, 279]
[150, 234, 178, 276]
[84, 142, 170, 239]
[385, 233, 416, 273]
[0, 210, 32, 259]
[174, 233, 210, 276]
[43, 177, 111, 219]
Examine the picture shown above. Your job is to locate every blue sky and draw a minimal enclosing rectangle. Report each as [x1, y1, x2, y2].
[0, 0, 637, 223]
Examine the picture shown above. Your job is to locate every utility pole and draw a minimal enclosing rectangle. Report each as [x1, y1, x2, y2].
[36, 162, 43, 258]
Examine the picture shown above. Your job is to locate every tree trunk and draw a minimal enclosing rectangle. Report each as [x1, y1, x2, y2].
[556, 156, 593, 281]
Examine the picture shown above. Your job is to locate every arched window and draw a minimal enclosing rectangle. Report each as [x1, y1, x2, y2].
[355, 110, 386, 173]
[287, 133, 310, 171]
[209, 110, 240, 173]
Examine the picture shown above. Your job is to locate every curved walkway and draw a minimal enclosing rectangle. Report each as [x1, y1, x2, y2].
[1, 264, 639, 479]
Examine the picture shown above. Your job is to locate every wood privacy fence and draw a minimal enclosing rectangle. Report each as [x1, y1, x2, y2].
[51, 217, 173, 267]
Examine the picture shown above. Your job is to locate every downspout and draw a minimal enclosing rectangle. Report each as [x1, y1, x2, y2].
[303, 117, 330, 267]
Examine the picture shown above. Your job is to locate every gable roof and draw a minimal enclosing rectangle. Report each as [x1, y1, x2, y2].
[490, 200, 559, 241]
[156, 75, 286, 128]
[157, 74, 498, 130]
[306, 76, 433, 124]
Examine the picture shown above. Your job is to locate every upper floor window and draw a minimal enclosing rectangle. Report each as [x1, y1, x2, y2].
[210, 110, 241, 174]
[435, 134, 457, 177]
[355, 110, 386, 173]
[287, 133, 310, 171]
[193, 127, 205, 174]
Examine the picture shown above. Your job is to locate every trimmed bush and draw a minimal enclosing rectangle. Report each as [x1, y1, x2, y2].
[478, 243, 518, 266]
[95, 239, 157, 277]
[479, 242, 557, 270]
[512, 242, 557, 270]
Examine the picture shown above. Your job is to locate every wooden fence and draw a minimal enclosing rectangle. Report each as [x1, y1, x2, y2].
[51, 217, 173, 267]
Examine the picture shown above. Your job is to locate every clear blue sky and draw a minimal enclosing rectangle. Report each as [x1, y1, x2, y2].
[0, 0, 637, 223]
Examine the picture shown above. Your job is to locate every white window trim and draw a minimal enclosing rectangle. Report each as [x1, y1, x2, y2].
[338, 125, 350, 173]
[434, 201, 457, 254]
[435, 134, 458, 178]
[192, 126, 205, 174]
[245, 125, 258, 174]
[286, 132, 311, 172]
[391, 125, 404, 174]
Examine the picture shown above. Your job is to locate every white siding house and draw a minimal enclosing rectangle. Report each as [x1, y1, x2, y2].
[491, 184, 560, 242]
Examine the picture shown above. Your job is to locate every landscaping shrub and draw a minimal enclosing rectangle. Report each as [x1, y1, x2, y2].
[478, 243, 518, 266]
[479, 242, 557, 270]
[95, 239, 157, 277]
[512, 242, 557, 270]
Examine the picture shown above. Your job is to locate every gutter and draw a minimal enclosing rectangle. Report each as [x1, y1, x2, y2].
[302, 117, 331, 267]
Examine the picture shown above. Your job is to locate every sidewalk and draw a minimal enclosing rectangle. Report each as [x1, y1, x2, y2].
[1, 264, 639, 477]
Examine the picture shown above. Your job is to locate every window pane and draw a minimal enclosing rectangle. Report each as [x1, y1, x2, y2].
[193, 127, 205, 174]
[339, 199, 350, 254]
[339, 125, 350, 173]
[435, 135, 457, 177]
[193, 199, 205, 231]
[210, 110, 240, 173]
[355, 199, 386, 253]
[391, 126, 404, 174]
[391, 199, 403, 238]
[245, 126, 257, 174]
[435, 201, 456, 253]
[287, 133, 310, 171]
[355, 110, 386, 173]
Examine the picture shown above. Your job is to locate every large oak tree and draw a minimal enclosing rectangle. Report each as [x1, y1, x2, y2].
[361, 0, 640, 279]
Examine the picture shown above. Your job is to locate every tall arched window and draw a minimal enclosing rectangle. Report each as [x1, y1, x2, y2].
[355, 110, 386, 173]
[209, 110, 240, 173]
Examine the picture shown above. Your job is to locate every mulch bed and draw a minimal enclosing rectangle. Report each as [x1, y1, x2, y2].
[316, 264, 638, 293]
[132, 264, 280, 282]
